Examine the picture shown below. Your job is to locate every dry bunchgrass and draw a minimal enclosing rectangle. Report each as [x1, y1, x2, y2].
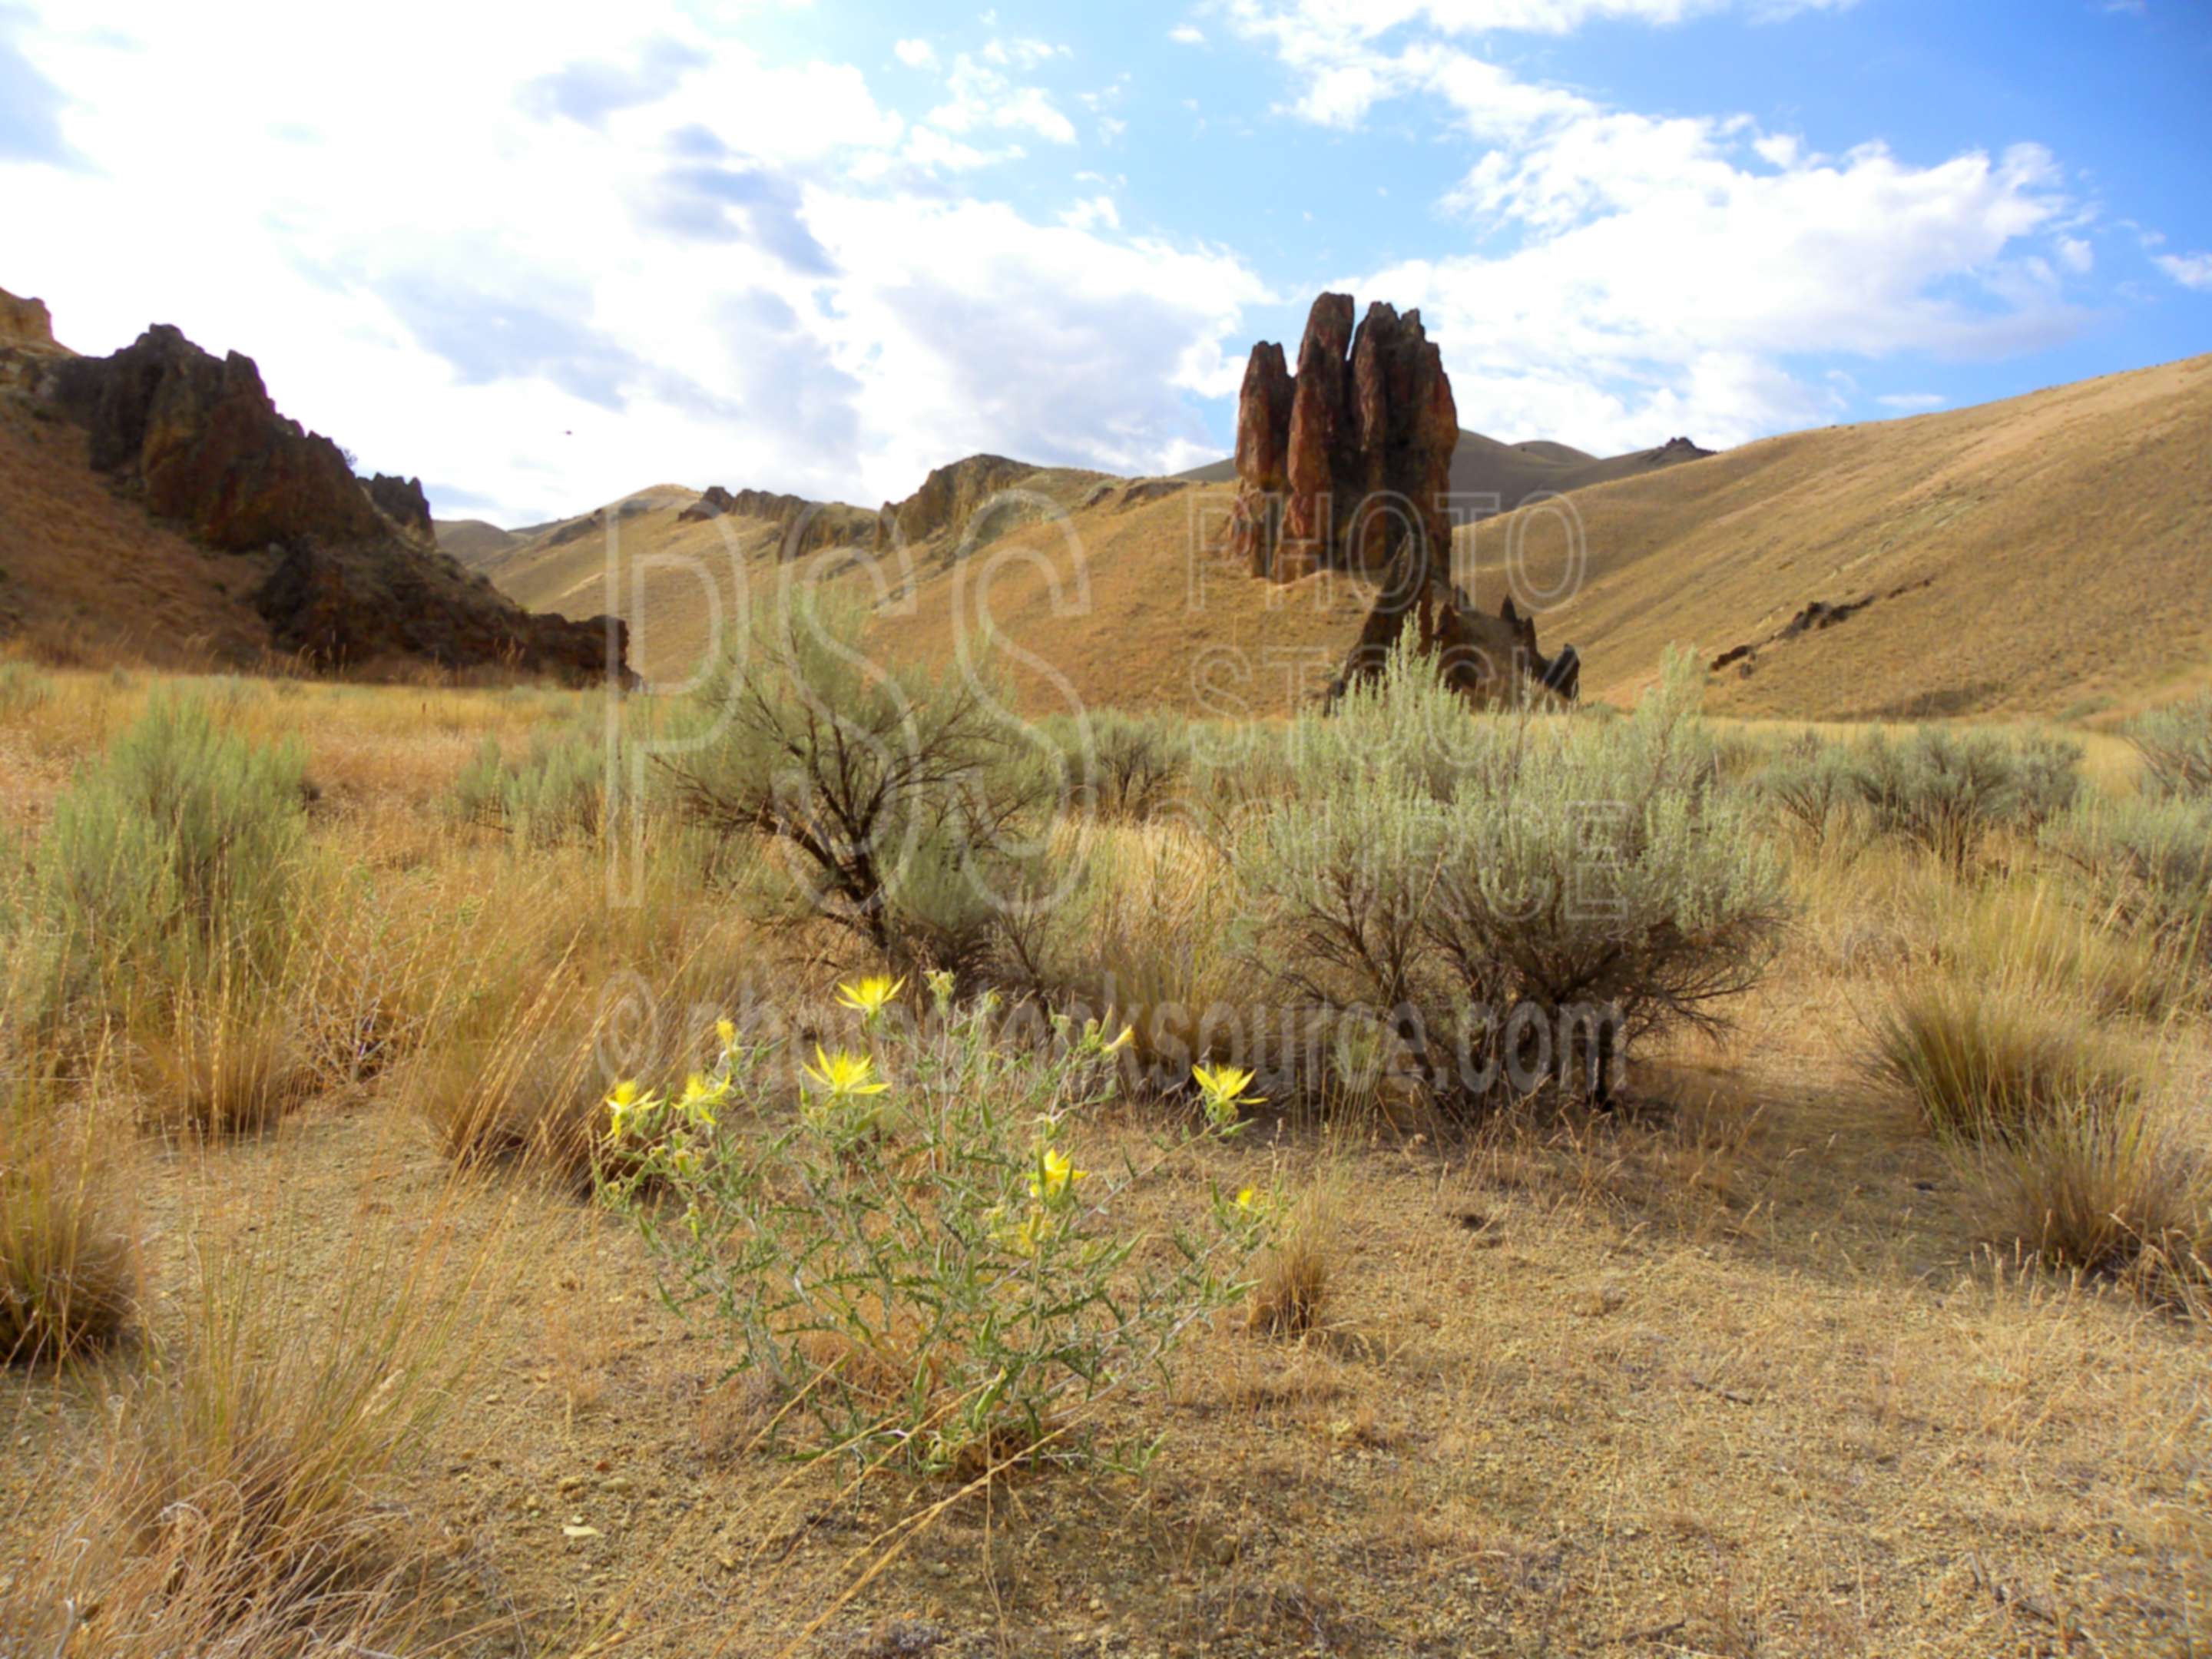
[1869, 971, 2144, 1144]
[1247, 1165, 1341, 1339]
[1962, 1085, 2211, 1299]
[1, 1086, 140, 1365]
[139, 985, 320, 1137]
[0, 1164, 495, 1653]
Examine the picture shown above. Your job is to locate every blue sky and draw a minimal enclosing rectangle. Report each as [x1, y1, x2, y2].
[4, 0, 2207, 525]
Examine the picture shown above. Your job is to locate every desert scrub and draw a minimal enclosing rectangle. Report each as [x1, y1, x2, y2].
[0, 661, 52, 722]
[451, 717, 627, 846]
[1752, 730, 1854, 839]
[1841, 724, 2080, 868]
[1038, 708, 1191, 822]
[598, 981, 1269, 1475]
[2042, 793, 2212, 967]
[1236, 645, 1786, 1113]
[34, 690, 309, 1005]
[662, 590, 1066, 985]
[2124, 690, 2212, 799]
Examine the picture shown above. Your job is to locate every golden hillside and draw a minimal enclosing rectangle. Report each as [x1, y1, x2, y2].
[478, 353, 2212, 721]
[1468, 353, 2212, 720]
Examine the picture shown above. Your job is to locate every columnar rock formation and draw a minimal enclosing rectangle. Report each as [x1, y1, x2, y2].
[1228, 294, 1459, 584]
[1228, 293, 1579, 705]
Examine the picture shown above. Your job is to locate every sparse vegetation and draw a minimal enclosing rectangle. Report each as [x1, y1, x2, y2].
[1840, 724, 2081, 868]
[3, 659, 2207, 1657]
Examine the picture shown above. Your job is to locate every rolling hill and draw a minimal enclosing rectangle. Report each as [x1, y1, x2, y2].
[450, 353, 2212, 723]
[1461, 353, 2212, 720]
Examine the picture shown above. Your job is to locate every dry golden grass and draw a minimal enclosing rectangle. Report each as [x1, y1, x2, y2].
[1, 666, 2208, 1657]
[1472, 352, 2212, 720]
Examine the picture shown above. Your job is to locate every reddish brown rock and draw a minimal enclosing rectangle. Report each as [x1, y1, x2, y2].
[680, 484, 876, 559]
[46, 320, 631, 685]
[363, 472, 432, 541]
[873, 453, 1038, 552]
[1228, 291, 1572, 705]
[53, 325, 386, 551]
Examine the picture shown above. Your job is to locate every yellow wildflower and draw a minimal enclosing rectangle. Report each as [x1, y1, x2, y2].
[834, 975, 905, 1019]
[993, 1206, 1052, 1258]
[1234, 1186, 1257, 1210]
[802, 1046, 889, 1100]
[1028, 1146, 1086, 1204]
[1192, 1064, 1263, 1128]
[716, 1017, 737, 1050]
[605, 1080, 643, 1141]
[678, 1071, 724, 1128]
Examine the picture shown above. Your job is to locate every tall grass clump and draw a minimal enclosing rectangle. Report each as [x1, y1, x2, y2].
[35, 690, 310, 1005]
[1840, 725, 2080, 869]
[1, 1084, 139, 1363]
[663, 590, 1068, 985]
[1869, 973, 2141, 1143]
[601, 983, 1267, 1475]
[1233, 645, 1786, 1114]
[0, 660, 53, 723]
[2, 1194, 490, 1650]
[1869, 969, 2207, 1294]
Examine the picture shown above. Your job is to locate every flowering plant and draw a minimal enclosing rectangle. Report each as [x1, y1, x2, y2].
[597, 981, 1269, 1475]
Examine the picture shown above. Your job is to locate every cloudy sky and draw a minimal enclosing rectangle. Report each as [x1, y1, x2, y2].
[4, 0, 2207, 525]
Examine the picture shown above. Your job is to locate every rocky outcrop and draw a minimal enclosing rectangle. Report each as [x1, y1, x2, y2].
[1, 287, 75, 395]
[680, 485, 876, 558]
[1230, 293, 1577, 707]
[363, 472, 432, 541]
[42, 320, 630, 686]
[1230, 295, 1458, 584]
[52, 325, 386, 551]
[873, 454, 1036, 551]
[258, 540, 624, 686]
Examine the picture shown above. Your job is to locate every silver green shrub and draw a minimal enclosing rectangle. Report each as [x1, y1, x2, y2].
[1234, 645, 1786, 1112]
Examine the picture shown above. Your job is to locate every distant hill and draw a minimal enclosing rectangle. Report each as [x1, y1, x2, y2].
[1462, 353, 2212, 720]
[1175, 428, 1713, 515]
[460, 355, 2212, 723]
[433, 519, 518, 566]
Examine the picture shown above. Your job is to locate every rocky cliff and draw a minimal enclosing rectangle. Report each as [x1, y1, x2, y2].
[36, 319, 628, 684]
[873, 453, 1038, 551]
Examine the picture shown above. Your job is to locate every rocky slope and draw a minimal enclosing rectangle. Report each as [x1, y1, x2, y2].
[2, 294, 628, 684]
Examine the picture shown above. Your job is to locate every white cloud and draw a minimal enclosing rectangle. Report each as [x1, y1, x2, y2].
[1170, 24, 1207, 43]
[930, 51, 1078, 144]
[892, 38, 937, 68]
[2056, 235, 2094, 273]
[1876, 392, 1946, 411]
[1231, 2, 2084, 452]
[0, 0, 1256, 523]
[2154, 251, 2212, 291]
[1059, 195, 1121, 230]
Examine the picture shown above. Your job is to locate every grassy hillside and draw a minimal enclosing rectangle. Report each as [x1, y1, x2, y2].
[468, 353, 2212, 722]
[1466, 353, 2212, 720]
